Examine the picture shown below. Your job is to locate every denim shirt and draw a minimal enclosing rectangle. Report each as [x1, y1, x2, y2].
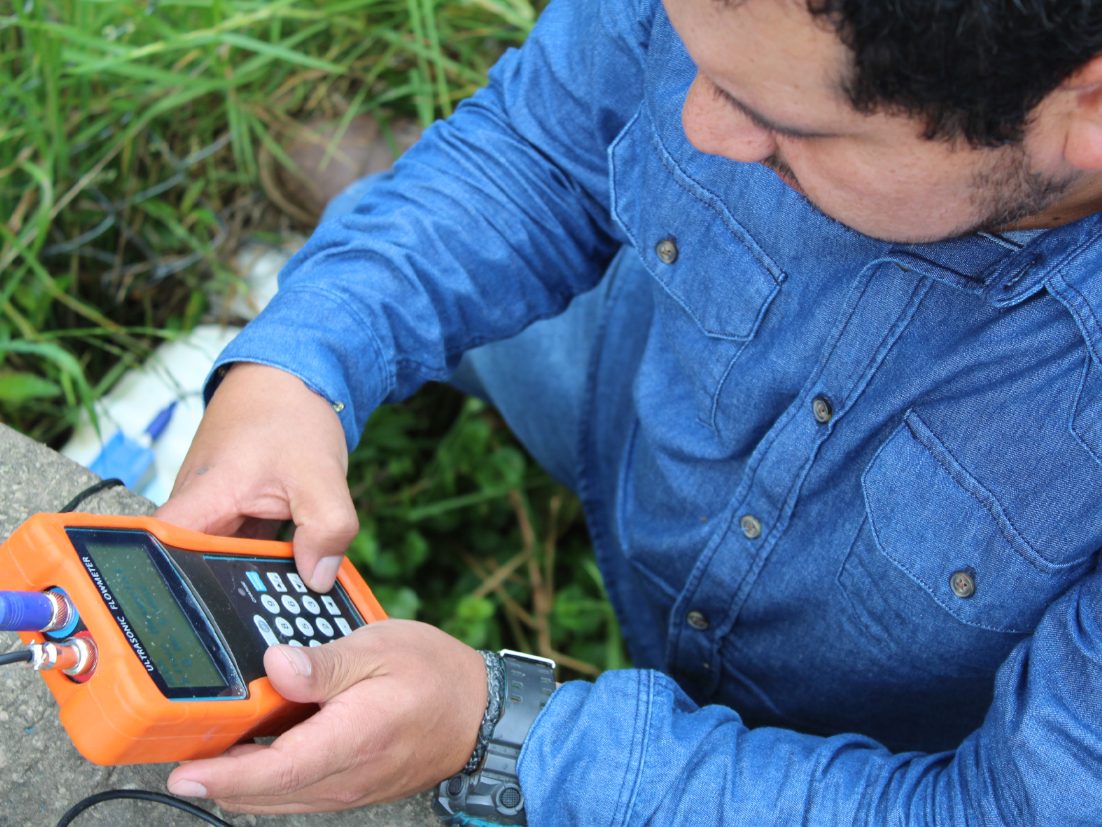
[210, 0, 1102, 822]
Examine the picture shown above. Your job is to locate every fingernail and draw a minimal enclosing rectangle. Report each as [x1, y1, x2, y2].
[169, 780, 207, 798]
[310, 556, 342, 592]
[279, 644, 312, 677]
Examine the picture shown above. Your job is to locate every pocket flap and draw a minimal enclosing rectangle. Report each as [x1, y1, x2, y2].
[609, 106, 782, 341]
[862, 411, 1083, 634]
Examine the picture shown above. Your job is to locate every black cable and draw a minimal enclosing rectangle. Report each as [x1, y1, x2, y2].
[55, 789, 236, 827]
[0, 649, 32, 666]
[59, 478, 126, 513]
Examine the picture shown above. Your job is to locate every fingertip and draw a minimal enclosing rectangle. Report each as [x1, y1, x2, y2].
[307, 556, 342, 593]
[153, 485, 219, 534]
[275, 643, 313, 678]
[168, 778, 208, 798]
[264, 645, 322, 703]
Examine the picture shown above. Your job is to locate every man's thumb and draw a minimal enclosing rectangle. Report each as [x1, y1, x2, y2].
[263, 638, 368, 704]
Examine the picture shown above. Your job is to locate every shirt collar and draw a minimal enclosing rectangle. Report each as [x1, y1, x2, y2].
[880, 213, 1102, 310]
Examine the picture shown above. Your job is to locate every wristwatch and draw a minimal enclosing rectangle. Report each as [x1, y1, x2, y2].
[433, 649, 557, 826]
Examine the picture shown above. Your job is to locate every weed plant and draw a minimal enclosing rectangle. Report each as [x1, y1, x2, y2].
[351, 386, 627, 678]
[0, 0, 627, 678]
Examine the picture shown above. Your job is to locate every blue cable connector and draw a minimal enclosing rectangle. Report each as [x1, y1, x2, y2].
[0, 590, 77, 633]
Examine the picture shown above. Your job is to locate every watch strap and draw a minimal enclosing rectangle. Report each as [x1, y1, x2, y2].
[465, 650, 506, 774]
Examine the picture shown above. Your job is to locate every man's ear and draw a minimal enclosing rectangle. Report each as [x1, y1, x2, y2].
[1061, 54, 1102, 171]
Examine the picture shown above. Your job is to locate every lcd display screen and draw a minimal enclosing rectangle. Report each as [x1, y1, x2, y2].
[83, 540, 224, 689]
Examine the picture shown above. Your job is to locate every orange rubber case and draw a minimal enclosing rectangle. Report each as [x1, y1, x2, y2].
[0, 512, 386, 765]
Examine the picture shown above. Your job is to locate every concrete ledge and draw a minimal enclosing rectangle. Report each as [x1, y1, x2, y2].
[0, 423, 436, 827]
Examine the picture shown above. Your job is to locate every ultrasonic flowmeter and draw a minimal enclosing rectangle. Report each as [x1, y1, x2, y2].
[0, 512, 386, 765]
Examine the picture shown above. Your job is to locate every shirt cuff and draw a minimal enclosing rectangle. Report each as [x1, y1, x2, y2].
[202, 284, 392, 452]
[518, 669, 674, 827]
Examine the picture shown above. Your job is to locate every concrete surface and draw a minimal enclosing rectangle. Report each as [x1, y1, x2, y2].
[0, 423, 436, 827]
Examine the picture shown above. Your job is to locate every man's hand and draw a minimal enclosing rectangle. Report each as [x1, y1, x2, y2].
[154, 362, 358, 592]
[166, 620, 487, 813]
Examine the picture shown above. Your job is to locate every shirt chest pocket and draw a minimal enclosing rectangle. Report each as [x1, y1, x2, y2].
[839, 410, 1092, 676]
[609, 107, 785, 430]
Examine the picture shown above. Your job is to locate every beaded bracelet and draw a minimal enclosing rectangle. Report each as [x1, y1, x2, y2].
[464, 650, 505, 774]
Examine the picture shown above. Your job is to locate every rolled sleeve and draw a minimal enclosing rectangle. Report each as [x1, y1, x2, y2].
[203, 0, 657, 450]
[519, 567, 1102, 826]
[203, 284, 391, 451]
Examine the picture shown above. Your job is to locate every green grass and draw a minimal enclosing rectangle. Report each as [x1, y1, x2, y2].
[0, 0, 534, 441]
[0, 0, 628, 679]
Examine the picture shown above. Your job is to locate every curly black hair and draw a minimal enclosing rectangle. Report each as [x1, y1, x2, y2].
[807, 0, 1102, 146]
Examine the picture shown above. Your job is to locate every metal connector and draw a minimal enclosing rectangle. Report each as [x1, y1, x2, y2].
[26, 636, 98, 678]
[60, 636, 98, 677]
[27, 641, 60, 671]
[42, 591, 76, 633]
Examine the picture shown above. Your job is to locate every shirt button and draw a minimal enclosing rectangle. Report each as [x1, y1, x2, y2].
[950, 570, 975, 599]
[655, 239, 678, 264]
[811, 396, 833, 424]
[740, 514, 762, 539]
[686, 610, 709, 630]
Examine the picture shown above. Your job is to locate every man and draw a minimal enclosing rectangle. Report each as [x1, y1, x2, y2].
[156, 0, 1102, 822]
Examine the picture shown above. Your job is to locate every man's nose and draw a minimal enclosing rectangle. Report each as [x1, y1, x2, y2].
[682, 72, 777, 163]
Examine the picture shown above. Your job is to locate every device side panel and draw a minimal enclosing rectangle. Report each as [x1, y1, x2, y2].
[338, 561, 388, 623]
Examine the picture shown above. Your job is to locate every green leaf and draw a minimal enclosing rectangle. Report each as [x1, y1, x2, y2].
[218, 33, 347, 74]
[346, 525, 379, 570]
[371, 549, 402, 580]
[552, 583, 605, 635]
[473, 445, 525, 490]
[443, 594, 495, 649]
[0, 371, 62, 401]
[402, 529, 430, 571]
[373, 585, 420, 620]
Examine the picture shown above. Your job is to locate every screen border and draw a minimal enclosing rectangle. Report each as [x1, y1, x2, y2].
[66, 527, 247, 701]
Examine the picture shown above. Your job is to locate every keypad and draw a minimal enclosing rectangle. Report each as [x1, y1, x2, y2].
[208, 555, 366, 654]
